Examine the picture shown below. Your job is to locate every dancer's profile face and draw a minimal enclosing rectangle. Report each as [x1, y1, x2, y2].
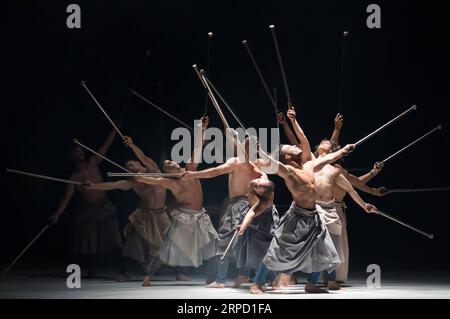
[317, 140, 332, 154]
[163, 160, 181, 173]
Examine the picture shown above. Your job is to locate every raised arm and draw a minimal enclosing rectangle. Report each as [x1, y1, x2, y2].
[334, 173, 377, 213]
[277, 112, 300, 146]
[183, 158, 238, 180]
[92, 128, 117, 165]
[286, 105, 312, 163]
[314, 144, 354, 172]
[49, 183, 75, 225]
[330, 113, 343, 145]
[124, 136, 160, 173]
[357, 162, 384, 184]
[185, 116, 209, 172]
[85, 180, 132, 191]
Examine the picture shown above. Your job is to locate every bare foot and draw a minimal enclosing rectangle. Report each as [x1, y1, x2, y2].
[272, 275, 281, 290]
[249, 283, 266, 294]
[305, 283, 329, 294]
[288, 275, 297, 286]
[142, 276, 152, 287]
[327, 281, 341, 290]
[176, 274, 191, 281]
[232, 275, 250, 288]
[279, 273, 293, 287]
[115, 274, 129, 282]
[205, 281, 226, 288]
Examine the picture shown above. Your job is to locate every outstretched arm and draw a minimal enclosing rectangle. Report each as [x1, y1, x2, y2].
[358, 162, 384, 184]
[185, 116, 209, 172]
[314, 144, 354, 172]
[85, 180, 132, 191]
[135, 176, 175, 190]
[49, 183, 75, 224]
[335, 173, 377, 213]
[238, 198, 260, 235]
[286, 105, 312, 163]
[124, 137, 160, 173]
[277, 112, 300, 146]
[345, 173, 386, 196]
[92, 128, 117, 165]
[330, 113, 343, 145]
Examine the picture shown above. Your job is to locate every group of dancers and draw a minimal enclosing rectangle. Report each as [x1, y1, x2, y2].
[45, 106, 386, 294]
[4, 26, 440, 294]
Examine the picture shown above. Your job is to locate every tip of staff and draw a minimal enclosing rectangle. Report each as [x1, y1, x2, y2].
[242, 40, 247, 44]
[72, 138, 79, 143]
[430, 234, 434, 239]
[269, 24, 275, 29]
[80, 81, 86, 86]
[412, 104, 418, 110]
[343, 31, 349, 36]
[438, 125, 443, 130]
[192, 64, 197, 68]
[208, 32, 213, 37]
[200, 69, 206, 75]
[5, 168, 11, 173]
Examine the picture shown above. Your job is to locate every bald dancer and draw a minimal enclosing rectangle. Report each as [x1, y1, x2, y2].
[49, 129, 122, 278]
[85, 136, 171, 286]
[136, 117, 218, 270]
[258, 105, 367, 293]
[183, 134, 279, 289]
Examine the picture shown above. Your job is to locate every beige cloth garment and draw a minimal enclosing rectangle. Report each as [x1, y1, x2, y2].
[316, 199, 342, 235]
[334, 201, 349, 281]
[126, 206, 171, 257]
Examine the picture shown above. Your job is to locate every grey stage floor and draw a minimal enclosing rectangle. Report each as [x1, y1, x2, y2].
[1, 274, 450, 299]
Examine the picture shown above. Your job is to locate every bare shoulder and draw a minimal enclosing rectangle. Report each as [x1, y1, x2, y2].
[334, 164, 348, 175]
[226, 157, 239, 165]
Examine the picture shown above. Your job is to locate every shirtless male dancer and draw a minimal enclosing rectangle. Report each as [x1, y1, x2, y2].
[257, 105, 375, 293]
[324, 113, 385, 282]
[49, 129, 122, 277]
[183, 133, 279, 289]
[136, 117, 218, 270]
[85, 136, 171, 286]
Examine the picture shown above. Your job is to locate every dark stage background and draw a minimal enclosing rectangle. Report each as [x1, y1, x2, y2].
[2, 1, 449, 276]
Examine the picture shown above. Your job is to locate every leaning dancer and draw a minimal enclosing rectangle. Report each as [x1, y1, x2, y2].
[237, 178, 276, 294]
[258, 105, 357, 293]
[85, 136, 171, 286]
[183, 135, 279, 289]
[326, 113, 385, 282]
[136, 117, 218, 269]
[314, 139, 378, 290]
[49, 129, 122, 278]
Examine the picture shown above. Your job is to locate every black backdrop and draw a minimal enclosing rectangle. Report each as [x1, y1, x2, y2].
[2, 0, 449, 275]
